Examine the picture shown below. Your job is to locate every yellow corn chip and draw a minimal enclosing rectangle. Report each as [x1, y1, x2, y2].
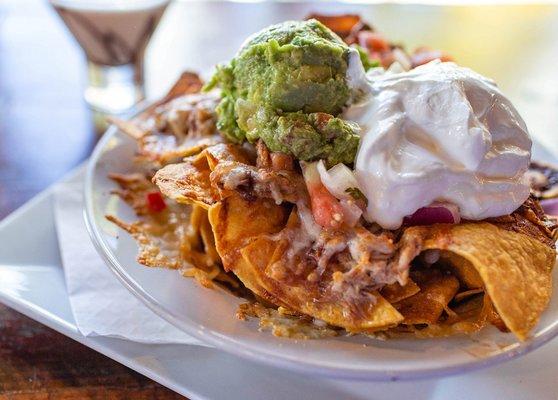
[395, 270, 459, 325]
[381, 280, 420, 303]
[411, 222, 555, 340]
[208, 194, 403, 332]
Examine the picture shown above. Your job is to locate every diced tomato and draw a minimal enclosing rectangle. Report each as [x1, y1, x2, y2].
[358, 31, 390, 53]
[307, 183, 344, 228]
[302, 161, 345, 228]
[411, 47, 453, 67]
[146, 191, 167, 213]
[379, 51, 395, 69]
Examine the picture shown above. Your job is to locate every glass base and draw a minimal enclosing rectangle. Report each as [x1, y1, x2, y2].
[85, 62, 144, 114]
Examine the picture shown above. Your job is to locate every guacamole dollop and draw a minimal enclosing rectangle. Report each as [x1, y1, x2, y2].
[205, 19, 361, 166]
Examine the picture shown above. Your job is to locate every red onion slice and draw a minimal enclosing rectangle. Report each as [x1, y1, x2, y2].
[403, 202, 461, 226]
[540, 198, 558, 216]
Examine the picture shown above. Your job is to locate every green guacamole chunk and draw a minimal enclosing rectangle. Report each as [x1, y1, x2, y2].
[205, 19, 362, 165]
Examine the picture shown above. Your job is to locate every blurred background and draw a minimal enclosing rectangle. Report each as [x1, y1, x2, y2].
[1, 0, 558, 218]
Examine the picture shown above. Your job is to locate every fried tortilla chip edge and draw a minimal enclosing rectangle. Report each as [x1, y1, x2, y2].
[416, 222, 555, 340]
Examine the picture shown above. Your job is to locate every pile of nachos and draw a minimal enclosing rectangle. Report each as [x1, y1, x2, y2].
[107, 14, 557, 341]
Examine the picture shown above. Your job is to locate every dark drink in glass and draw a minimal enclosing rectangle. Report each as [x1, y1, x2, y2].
[51, 0, 169, 113]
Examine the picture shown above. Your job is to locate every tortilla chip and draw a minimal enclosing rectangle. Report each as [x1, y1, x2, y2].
[204, 143, 253, 168]
[454, 288, 484, 303]
[240, 236, 403, 332]
[111, 113, 218, 166]
[399, 294, 488, 338]
[161, 72, 204, 102]
[186, 203, 205, 248]
[208, 194, 403, 332]
[411, 222, 555, 340]
[154, 143, 253, 208]
[146, 136, 219, 166]
[381, 280, 420, 303]
[109, 117, 146, 140]
[483, 295, 509, 333]
[154, 152, 219, 208]
[199, 207, 220, 263]
[395, 270, 459, 325]
[208, 195, 289, 270]
[110, 72, 222, 168]
[438, 250, 484, 289]
[137, 72, 204, 119]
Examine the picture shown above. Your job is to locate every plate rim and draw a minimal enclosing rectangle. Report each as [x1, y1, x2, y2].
[84, 123, 558, 381]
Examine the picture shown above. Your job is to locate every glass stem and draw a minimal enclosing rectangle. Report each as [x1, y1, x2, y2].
[85, 61, 145, 114]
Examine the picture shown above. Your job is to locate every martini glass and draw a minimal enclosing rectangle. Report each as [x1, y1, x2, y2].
[51, 0, 170, 113]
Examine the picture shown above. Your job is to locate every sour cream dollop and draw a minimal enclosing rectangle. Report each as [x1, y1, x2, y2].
[344, 60, 532, 230]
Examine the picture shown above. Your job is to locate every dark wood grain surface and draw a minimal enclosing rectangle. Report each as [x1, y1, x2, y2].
[0, 0, 184, 398]
[0, 305, 183, 399]
[1, 0, 558, 398]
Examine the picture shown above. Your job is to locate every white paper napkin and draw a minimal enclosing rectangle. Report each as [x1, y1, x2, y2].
[54, 167, 206, 346]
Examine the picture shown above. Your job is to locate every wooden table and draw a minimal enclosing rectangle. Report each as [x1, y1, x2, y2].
[1, 0, 558, 397]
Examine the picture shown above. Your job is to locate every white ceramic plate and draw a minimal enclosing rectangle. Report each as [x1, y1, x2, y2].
[84, 125, 558, 381]
[4, 181, 558, 399]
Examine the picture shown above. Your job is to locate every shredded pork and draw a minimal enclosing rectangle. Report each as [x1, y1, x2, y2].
[180, 141, 425, 307]
[211, 162, 303, 204]
[209, 140, 302, 204]
[112, 91, 222, 168]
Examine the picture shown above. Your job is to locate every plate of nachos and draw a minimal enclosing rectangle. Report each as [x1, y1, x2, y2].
[85, 14, 558, 379]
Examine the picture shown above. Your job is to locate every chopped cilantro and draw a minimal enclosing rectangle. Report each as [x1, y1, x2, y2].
[345, 187, 368, 205]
